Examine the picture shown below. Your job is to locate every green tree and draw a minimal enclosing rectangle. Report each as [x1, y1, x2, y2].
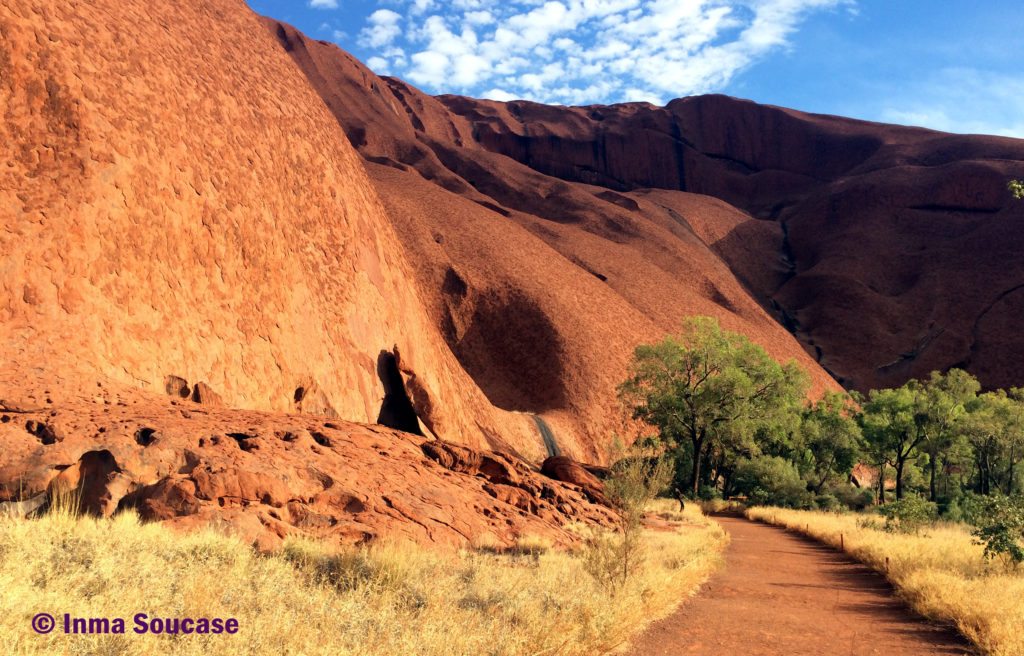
[860, 383, 923, 500]
[915, 369, 979, 501]
[618, 316, 808, 498]
[879, 495, 938, 534]
[799, 391, 862, 493]
[963, 391, 1024, 495]
[1002, 389, 1024, 495]
[972, 495, 1024, 570]
[1010, 180, 1024, 199]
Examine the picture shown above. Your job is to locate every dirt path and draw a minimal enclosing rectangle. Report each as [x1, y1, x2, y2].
[628, 515, 973, 656]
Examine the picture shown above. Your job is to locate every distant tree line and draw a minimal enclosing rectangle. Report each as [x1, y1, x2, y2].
[619, 317, 1024, 512]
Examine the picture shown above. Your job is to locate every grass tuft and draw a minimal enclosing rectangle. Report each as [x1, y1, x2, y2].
[0, 503, 726, 655]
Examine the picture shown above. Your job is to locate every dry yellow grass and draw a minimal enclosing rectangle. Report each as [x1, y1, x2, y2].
[0, 503, 725, 656]
[747, 506, 1024, 656]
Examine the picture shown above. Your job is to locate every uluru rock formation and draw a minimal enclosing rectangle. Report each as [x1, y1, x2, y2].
[5, 0, 1024, 547]
[264, 19, 1024, 396]
[0, 0, 606, 545]
[265, 20, 840, 463]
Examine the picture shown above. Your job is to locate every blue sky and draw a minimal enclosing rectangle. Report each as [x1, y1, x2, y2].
[247, 0, 1024, 137]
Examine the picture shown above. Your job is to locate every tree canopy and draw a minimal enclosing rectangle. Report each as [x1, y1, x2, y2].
[618, 316, 808, 497]
[618, 319, 1024, 510]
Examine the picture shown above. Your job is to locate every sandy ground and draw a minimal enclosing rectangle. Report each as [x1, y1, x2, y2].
[628, 515, 973, 655]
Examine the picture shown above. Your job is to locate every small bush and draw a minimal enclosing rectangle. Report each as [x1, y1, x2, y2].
[813, 494, 843, 512]
[856, 515, 885, 531]
[831, 484, 876, 511]
[878, 495, 938, 534]
[509, 534, 552, 560]
[697, 485, 722, 501]
[583, 454, 672, 590]
[698, 498, 746, 514]
[944, 491, 988, 525]
[281, 538, 413, 593]
[971, 495, 1024, 571]
[732, 456, 812, 508]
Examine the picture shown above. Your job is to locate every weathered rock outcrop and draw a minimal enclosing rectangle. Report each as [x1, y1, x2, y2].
[0, 370, 615, 549]
[541, 455, 609, 507]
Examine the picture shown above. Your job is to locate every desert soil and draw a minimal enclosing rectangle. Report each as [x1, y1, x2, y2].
[629, 515, 973, 655]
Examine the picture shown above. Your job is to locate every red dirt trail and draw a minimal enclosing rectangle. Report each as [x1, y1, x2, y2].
[628, 516, 973, 655]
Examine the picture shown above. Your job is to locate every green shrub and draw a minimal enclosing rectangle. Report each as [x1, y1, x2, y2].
[856, 515, 885, 531]
[813, 494, 843, 512]
[944, 491, 988, 525]
[878, 495, 938, 534]
[971, 495, 1024, 571]
[697, 485, 722, 501]
[732, 456, 812, 508]
[830, 484, 876, 510]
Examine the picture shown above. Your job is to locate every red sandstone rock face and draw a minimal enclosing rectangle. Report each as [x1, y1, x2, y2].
[540, 456, 608, 506]
[427, 94, 1024, 391]
[13, 0, 1019, 549]
[266, 20, 841, 463]
[0, 0, 616, 547]
[0, 0, 837, 547]
[269, 23, 1024, 392]
[0, 0, 548, 460]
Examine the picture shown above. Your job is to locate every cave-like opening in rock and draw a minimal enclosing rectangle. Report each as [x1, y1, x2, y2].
[376, 350, 424, 436]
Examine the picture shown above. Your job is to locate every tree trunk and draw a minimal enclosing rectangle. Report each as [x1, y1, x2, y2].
[929, 452, 938, 502]
[722, 470, 734, 498]
[689, 435, 704, 498]
[895, 459, 905, 500]
[700, 441, 715, 490]
[1007, 446, 1017, 495]
[815, 454, 836, 494]
[877, 463, 886, 505]
[712, 452, 726, 490]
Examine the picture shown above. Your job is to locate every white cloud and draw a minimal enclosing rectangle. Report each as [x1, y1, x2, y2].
[359, 9, 404, 48]
[309, 0, 339, 9]
[464, 10, 496, 25]
[483, 88, 519, 101]
[411, 0, 437, 15]
[408, 51, 450, 86]
[367, 56, 392, 73]
[357, 0, 853, 105]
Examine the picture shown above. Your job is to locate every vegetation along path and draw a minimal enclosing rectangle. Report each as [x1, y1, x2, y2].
[629, 515, 972, 656]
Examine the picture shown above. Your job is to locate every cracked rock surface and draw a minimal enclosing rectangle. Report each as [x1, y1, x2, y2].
[0, 371, 615, 550]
